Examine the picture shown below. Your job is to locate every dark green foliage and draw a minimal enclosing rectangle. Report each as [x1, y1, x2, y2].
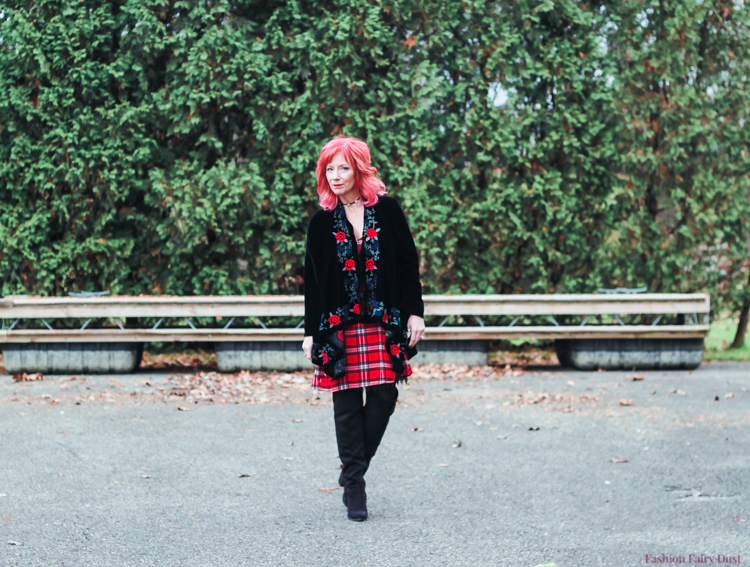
[1, 0, 748, 322]
[605, 0, 750, 315]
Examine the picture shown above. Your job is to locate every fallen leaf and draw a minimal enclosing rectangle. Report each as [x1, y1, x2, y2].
[737, 516, 746, 522]
[12, 372, 44, 382]
[452, 439, 462, 448]
[724, 392, 734, 399]
[609, 457, 628, 463]
[497, 435, 508, 440]
[0, 494, 6, 497]
[437, 463, 448, 467]
[292, 419, 303, 423]
[177, 406, 189, 411]
[238, 473, 252, 478]
[619, 398, 634, 406]
[411, 427, 423, 432]
[8, 541, 22, 546]
[629, 375, 645, 381]
[140, 474, 151, 479]
[318, 486, 341, 492]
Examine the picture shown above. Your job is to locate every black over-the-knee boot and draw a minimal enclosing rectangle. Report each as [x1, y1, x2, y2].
[338, 382, 399, 487]
[332, 387, 368, 521]
[363, 383, 398, 471]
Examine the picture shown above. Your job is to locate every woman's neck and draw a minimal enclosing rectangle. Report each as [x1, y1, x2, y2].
[338, 190, 361, 207]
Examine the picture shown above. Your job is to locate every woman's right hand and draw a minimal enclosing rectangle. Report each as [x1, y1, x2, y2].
[302, 336, 313, 361]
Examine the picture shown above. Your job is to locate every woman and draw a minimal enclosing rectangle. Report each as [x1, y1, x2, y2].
[302, 135, 425, 522]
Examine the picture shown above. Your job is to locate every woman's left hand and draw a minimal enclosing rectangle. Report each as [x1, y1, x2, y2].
[406, 315, 425, 349]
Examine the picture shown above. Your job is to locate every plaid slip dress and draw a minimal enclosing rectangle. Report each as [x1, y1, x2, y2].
[312, 237, 412, 393]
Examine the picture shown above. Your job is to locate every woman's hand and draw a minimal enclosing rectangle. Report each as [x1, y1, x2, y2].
[406, 315, 425, 349]
[302, 336, 313, 361]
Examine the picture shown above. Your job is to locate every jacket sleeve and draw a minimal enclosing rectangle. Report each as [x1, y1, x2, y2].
[389, 199, 424, 319]
[304, 215, 322, 337]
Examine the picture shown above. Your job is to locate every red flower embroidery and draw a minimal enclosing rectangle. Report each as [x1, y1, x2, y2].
[335, 231, 347, 242]
[390, 344, 401, 356]
[329, 314, 340, 326]
[366, 228, 378, 239]
[382, 314, 388, 323]
[337, 330, 344, 341]
[365, 259, 375, 270]
[322, 351, 329, 364]
[344, 259, 355, 271]
[353, 303, 360, 314]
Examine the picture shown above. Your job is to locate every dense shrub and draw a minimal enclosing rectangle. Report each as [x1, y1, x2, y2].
[1, 0, 748, 325]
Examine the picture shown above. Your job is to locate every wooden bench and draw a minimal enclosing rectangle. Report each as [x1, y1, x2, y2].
[0, 293, 710, 373]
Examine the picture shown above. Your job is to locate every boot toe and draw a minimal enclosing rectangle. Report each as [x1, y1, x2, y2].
[345, 490, 368, 521]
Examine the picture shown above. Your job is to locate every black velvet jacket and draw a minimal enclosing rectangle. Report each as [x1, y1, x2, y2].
[304, 196, 424, 379]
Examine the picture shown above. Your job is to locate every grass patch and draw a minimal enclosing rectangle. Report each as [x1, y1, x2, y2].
[704, 317, 750, 361]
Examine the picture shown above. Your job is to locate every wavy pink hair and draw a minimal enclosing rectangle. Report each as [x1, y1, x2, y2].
[316, 136, 387, 211]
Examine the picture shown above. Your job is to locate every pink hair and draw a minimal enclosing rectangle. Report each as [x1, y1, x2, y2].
[315, 136, 387, 211]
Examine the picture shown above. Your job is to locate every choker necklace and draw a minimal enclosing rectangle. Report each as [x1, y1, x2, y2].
[341, 197, 360, 207]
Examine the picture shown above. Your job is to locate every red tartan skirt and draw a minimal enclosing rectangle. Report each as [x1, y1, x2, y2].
[312, 323, 412, 393]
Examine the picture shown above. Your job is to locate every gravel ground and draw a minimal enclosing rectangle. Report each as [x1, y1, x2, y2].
[1, 361, 748, 567]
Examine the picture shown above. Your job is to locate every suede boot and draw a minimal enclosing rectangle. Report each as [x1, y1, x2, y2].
[363, 383, 398, 466]
[332, 387, 369, 521]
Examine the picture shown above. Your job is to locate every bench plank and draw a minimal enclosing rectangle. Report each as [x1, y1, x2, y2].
[0, 325, 708, 343]
[0, 293, 709, 318]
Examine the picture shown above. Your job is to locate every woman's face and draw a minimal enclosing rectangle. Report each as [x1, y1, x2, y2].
[326, 151, 358, 202]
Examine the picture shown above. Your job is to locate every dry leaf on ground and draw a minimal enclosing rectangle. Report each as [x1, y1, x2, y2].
[619, 398, 634, 406]
[12, 372, 44, 382]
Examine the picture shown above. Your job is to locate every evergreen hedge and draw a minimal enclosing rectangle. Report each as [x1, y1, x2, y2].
[1, 0, 749, 324]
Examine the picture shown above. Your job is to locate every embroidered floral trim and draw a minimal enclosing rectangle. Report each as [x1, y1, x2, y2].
[319, 306, 350, 331]
[320, 205, 359, 331]
[381, 306, 402, 327]
[312, 342, 338, 367]
[321, 204, 402, 333]
[362, 207, 381, 315]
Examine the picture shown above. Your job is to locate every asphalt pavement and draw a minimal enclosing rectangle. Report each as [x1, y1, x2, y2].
[1, 362, 748, 567]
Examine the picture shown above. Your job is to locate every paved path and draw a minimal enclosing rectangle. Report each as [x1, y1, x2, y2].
[1, 362, 748, 566]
